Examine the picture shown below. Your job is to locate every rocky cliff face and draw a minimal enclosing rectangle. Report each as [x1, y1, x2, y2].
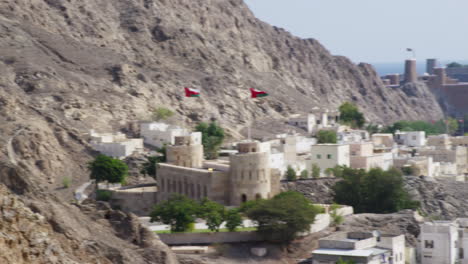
[0, 0, 446, 262]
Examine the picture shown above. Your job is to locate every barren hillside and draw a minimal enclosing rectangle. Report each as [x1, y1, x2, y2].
[0, 0, 445, 262]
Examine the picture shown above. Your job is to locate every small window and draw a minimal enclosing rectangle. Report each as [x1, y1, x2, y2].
[317, 154, 322, 159]
[425, 240, 434, 249]
[327, 154, 332, 159]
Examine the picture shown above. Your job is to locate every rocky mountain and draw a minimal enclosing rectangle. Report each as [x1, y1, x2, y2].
[0, 0, 447, 262]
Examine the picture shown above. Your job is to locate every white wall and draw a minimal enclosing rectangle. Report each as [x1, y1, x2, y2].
[310, 144, 350, 173]
[420, 223, 458, 264]
[140, 122, 187, 148]
[91, 138, 143, 158]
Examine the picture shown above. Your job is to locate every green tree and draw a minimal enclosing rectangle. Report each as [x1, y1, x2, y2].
[285, 166, 297, 181]
[152, 107, 174, 121]
[317, 130, 338, 144]
[198, 198, 225, 232]
[401, 165, 415, 176]
[312, 164, 321, 178]
[150, 194, 200, 232]
[239, 199, 265, 214]
[196, 121, 225, 159]
[246, 191, 320, 241]
[88, 154, 128, 185]
[324, 168, 334, 177]
[382, 119, 458, 135]
[225, 209, 243, 232]
[339, 102, 365, 128]
[333, 167, 419, 214]
[447, 118, 459, 135]
[447, 62, 463, 68]
[336, 258, 356, 264]
[300, 169, 309, 179]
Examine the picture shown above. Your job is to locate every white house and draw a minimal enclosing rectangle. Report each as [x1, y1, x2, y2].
[420, 221, 459, 264]
[312, 231, 405, 264]
[140, 122, 188, 148]
[395, 131, 426, 147]
[309, 144, 350, 174]
[287, 108, 340, 134]
[338, 130, 370, 144]
[287, 114, 316, 133]
[90, 130, 144, 159]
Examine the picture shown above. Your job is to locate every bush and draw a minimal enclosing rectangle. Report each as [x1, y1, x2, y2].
[330, 209, 344, 226]
[312, 164, 321, 178]
[239, 199, 265, 214]
[333, 167, 419, 214]
[88, 155, 128, 184]
[317, 130, 337, 144]
[198, 198, 225, 232]
[339, 102, 365, 128]
[96, 190, 112, 201]
[196, 121, 225, 160]
[285, 166, 297, 181]
[383, 119, 459, 136]
[401, 166, 415, 176]
[300, 169, 309, 179]
[225, 209, 242, 232]
[150, 194, 200, 232]
[247, 191, 321, 241]
[152, 107, 174, 121]
[62, 177, 71, 188]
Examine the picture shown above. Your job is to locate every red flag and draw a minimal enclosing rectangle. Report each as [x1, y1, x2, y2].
[250, 88, 269, 98]
[185, 87, 200, 97]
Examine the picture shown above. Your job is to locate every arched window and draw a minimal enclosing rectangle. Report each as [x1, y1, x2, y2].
[241, 194, 247, 203]
[255, 193, 262, 200]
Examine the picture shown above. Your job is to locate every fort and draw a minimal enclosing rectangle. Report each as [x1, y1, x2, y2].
[156, 134, 281, 206]
[381, 58, 468, 116]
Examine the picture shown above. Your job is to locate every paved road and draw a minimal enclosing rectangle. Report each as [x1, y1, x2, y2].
[139, 217, 257, 231]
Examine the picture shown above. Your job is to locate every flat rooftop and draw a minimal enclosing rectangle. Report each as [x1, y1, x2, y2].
[313, 247, 389, 257]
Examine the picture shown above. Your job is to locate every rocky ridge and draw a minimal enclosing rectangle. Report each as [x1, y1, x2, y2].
[0, 0, 447, 262]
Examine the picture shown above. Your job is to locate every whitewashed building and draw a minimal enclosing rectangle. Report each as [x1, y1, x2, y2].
[420, 221, 459, 264]
[90, 130, 144, 159]
[140, 122, 188, 148]
[310, 144, 350, 174]
[395, 131, 426, 147]
[338, 130, 370, 144]
[312, 232, 405, 264]
[372, 133, 395, 149]
[287, 108, 339, 134]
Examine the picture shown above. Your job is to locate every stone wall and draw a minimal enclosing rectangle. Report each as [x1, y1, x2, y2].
[157, 163, 229, 204]
[110, 184, 158, 216]
[158, 231, 263, 246]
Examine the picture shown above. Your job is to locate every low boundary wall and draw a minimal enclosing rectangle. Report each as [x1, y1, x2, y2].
[158, 231, 263, 245]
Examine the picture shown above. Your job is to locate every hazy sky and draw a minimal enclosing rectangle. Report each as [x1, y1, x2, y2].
[244, 0, 468, 64]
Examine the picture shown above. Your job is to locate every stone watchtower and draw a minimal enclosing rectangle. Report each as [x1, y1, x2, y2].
[404, 59, 418, 83]
[229, 142, 272, 206]
[166, 132, 203, 168]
